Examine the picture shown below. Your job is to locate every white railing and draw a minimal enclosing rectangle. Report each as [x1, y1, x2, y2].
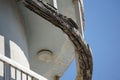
[0, 54, 48, 80]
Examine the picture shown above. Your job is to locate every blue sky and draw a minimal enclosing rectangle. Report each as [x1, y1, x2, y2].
[61, 0, 120, 80]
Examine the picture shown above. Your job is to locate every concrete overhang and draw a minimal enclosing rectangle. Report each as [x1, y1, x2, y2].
[18, 3, 75, 79]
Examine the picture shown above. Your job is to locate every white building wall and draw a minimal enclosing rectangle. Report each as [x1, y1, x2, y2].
[0, 0, 30, 79]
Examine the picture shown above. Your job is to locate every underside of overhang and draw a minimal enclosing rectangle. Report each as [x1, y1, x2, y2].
[18, 0, 93, 80]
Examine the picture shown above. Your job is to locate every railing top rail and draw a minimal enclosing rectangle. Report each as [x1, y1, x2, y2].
[0, 54, 48, 80]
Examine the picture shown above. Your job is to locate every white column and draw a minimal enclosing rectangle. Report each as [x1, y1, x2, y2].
[49, 0, 58, 9]
[53, 0, 57, 9]
[73, 0, 84, 38]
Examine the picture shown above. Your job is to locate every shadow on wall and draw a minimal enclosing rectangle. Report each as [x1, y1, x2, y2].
[0, 0, 30, 68]
[0, 76, 3, 80]
[0, 34, 30, 68]
[0, 0, 29, 59]
[0, 16, 29, 60]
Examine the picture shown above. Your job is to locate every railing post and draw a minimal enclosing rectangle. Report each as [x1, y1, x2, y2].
[4, 63, 11, 80]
